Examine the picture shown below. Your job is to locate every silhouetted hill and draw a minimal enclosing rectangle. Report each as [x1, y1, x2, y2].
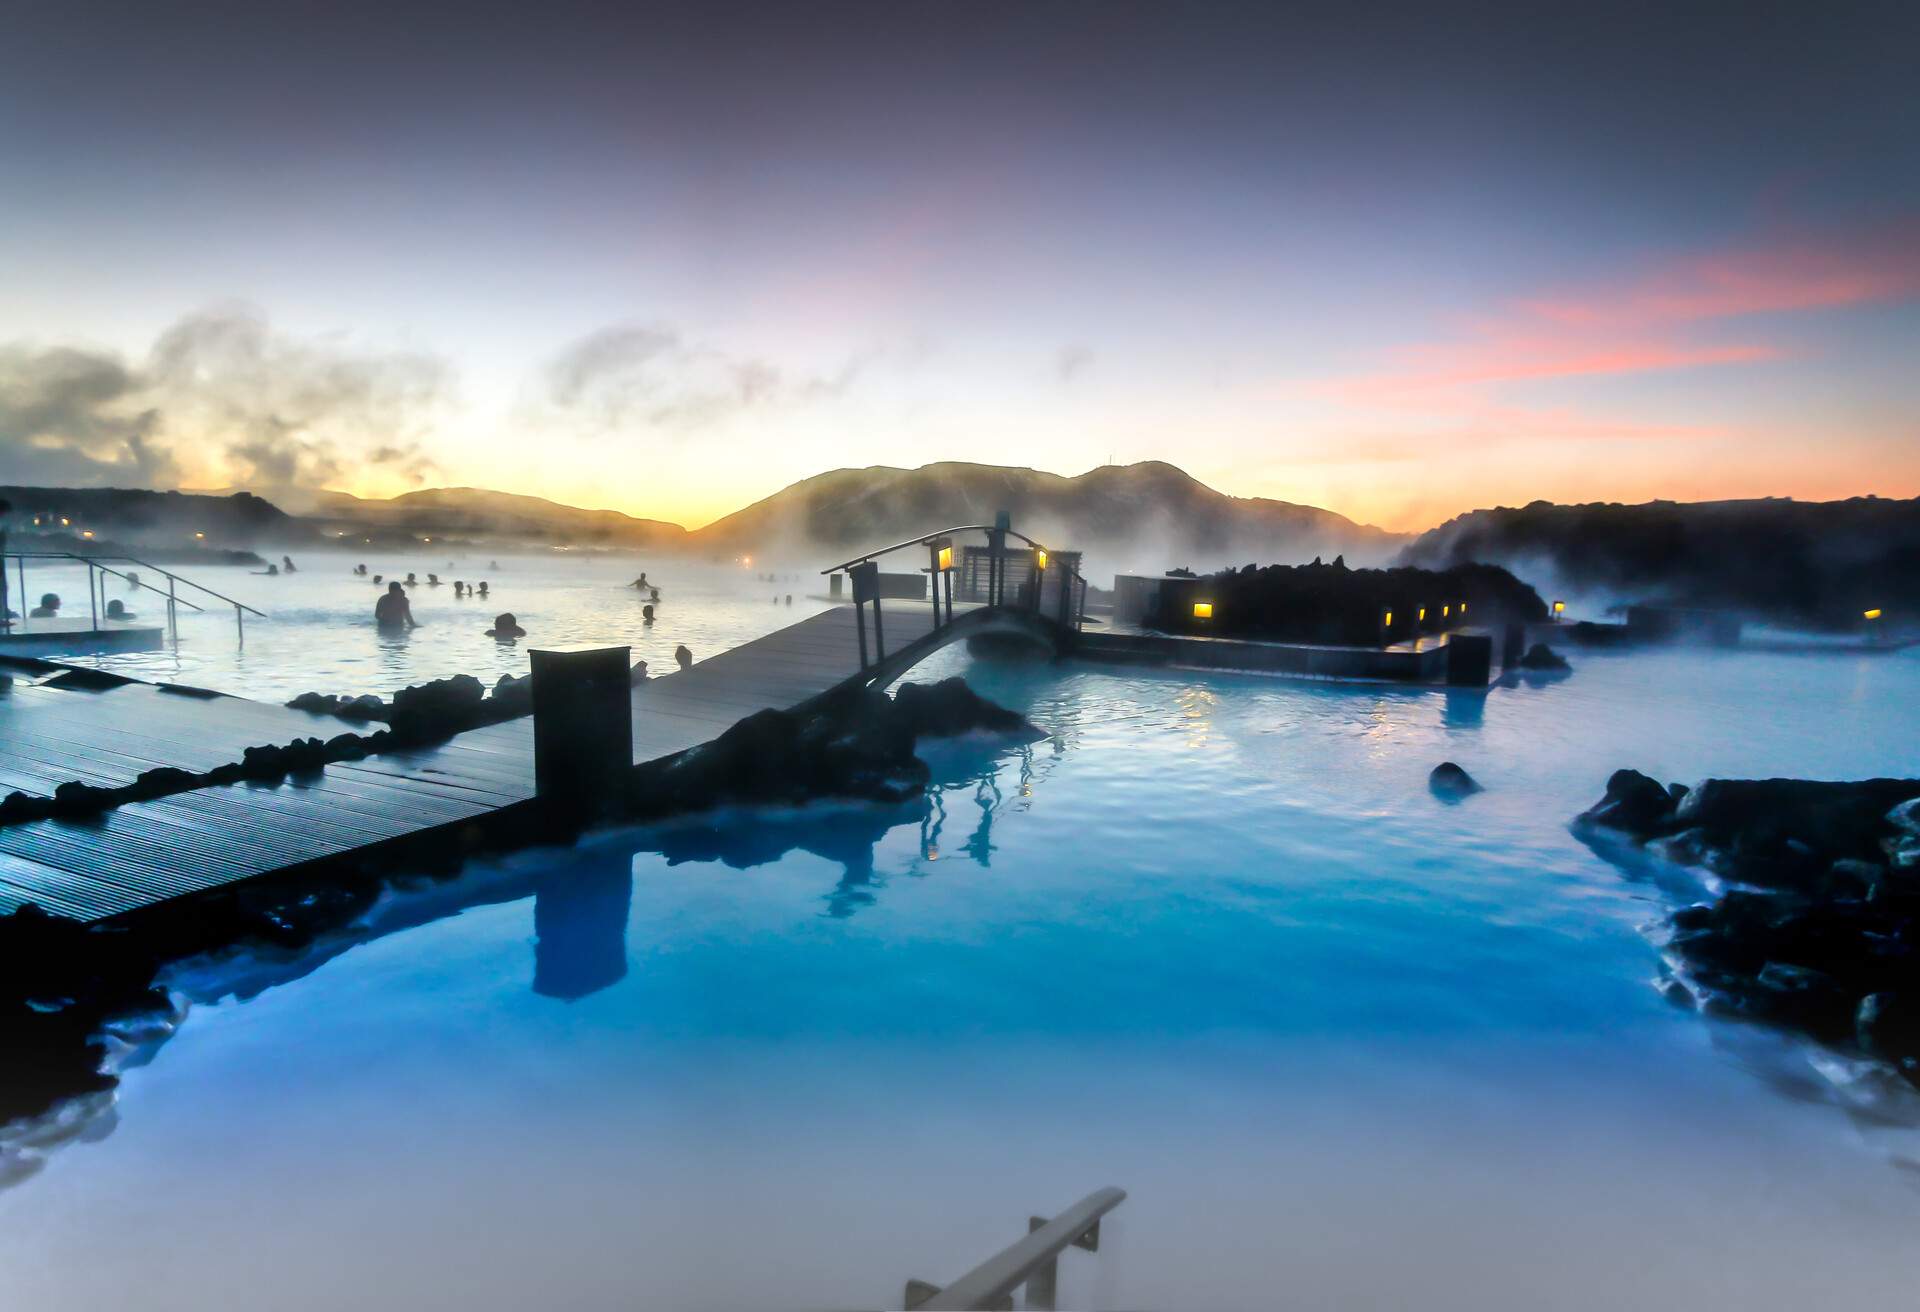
[297, 487, 688, 550]
[689, 461, 1402, 572]
[0, 485, 305, 548]
[1400, 497, 1920, 630]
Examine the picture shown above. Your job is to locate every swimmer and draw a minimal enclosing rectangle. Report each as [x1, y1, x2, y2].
[405, 572, 419, 587]
[674, 643, 693, 672]
[642, 603, 655, 623]
[477, 581, 489, 598]
[485, 611, 526, 641]
[374, 582, 417, 630]
[106, 598, 135, 621]
[427, 573, 441, 587]
[29, 592, 59, 618]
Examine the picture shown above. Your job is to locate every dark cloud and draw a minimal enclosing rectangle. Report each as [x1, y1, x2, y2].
[0, 306, 451, 491]
[544, 323, 858, 432]
[0, 345, 177, 486]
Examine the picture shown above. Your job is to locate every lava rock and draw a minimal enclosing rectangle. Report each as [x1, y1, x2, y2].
[1857, 993, 1920, 1065]
[890, 678, 1034, 739]
[1428, 761, 1482, 799]
[1517, 642, 1571, 671]
[1578, 768, 1677, 836]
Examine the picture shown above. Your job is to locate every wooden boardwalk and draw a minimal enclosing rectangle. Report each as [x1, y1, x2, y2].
[0, 601, 972, 923]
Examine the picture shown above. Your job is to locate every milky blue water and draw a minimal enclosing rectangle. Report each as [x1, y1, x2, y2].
[25, 549, 828, 702]
[3, 641, 1920, 1310]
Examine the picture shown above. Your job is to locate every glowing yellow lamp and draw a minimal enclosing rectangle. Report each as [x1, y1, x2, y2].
[1383, 609, 1394, 627]
[1459, 601, 1468, 616]
[1034, 549, 1047, 570]
[937, 544, 953, 571]
[81, 530, 94, 539]
[194, 531, 205, 539]
[1552, 600, 1566, 615]
[1864, 608, 1882, 620]
[1418, 607, 1426, 622]
[1442, 604, 1450, 618]
[1193, 601, 1213, 619]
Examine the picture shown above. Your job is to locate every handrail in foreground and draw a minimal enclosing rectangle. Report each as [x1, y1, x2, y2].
[3, 549, 266, 646]
[905, 1186, 1126, 1311]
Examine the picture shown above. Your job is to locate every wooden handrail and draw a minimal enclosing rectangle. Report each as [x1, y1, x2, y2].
[819, 525, 1061, 575]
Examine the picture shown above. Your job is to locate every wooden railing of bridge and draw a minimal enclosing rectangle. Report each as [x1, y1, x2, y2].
[820, 522, 1089, 673]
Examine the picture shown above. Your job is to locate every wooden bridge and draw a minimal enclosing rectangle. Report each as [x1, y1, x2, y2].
[0, 525, 1087, 925]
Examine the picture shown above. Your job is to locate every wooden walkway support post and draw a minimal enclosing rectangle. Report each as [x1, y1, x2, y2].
[530, 644, 633, 813]
[849, 561, 882, 667]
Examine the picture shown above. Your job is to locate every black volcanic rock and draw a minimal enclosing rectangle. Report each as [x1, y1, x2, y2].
[1517, 643, 1570, 671]
[1429, 762, 1481, 799]
[1400, 495, 1920, 631]
[1577, 772, 1920, 1085]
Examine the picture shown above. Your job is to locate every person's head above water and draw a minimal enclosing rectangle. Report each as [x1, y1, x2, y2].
[387, 581, 404, 595]
[486, 611, 525, 638]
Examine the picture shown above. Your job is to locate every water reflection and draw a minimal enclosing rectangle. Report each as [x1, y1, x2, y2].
[0, 734, 1049, 1185]
[532, 863, 632, 1000]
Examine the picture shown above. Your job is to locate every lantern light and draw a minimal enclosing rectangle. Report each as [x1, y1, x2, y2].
[194, 531, 205, 539]
[1442, 604, 1450, 619]
[1863, 608, 1882, 620]
[1418, 607, 1427, 622]
[1383, 609, 1393, 627]
[81, 529, 94, 539]
[1552, 600, 1566, 616]
[1459, 601, 1467, 616]
[937, 544, 953, 572]
[1034, 548, 1047, 570]
[1193, 601, 1213, 620]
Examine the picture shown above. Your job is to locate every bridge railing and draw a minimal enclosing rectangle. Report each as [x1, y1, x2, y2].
[820, 523, 1088, 671]
[2, 550, 265, 647]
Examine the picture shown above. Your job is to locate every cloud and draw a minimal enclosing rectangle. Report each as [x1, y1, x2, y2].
[0, 305, 451, 492]
[543, 323, 859, 432]
[1332, 215, 1920, 410]
[0, 345, 176, 486]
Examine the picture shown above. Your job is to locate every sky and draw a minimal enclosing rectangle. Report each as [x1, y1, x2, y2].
[2, 0, 1917, 532]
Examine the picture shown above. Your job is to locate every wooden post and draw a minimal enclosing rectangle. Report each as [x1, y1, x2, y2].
[850, 561, 880, 667]
[530, 645, 633, 813]
[1446, 633, 1492, 686]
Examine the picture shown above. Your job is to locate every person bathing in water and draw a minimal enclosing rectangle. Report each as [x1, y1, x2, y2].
[629, 571, 651, 591]
[476, 581, 489, 598]
[253, 563, 280, 576]
[405, 572, 419, 587]
[29, 593, 59, 618]
[486, 612, 526, 641]
[282, 555, 297, 573]
[374, 582, 417, 630]
[106, 599, 135, 620]
[674, 644, 693, 671]
[642, 603, 654, 624]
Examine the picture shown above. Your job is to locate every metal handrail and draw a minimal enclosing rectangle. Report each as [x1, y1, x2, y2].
[906, 1186, 1126, 1310]
[72, 558, 208, 613]
[5, 551, 265, 617]
[4, 548, 266, 647]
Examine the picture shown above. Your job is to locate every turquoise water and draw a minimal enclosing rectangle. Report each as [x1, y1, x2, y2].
[3, 646, 1920, 1308]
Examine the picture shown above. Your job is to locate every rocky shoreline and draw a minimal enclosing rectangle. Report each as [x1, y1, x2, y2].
[1577, 770, 1920, 1083]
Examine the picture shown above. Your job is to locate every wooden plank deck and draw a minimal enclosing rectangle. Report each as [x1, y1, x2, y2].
[0, 598, 968, 923]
